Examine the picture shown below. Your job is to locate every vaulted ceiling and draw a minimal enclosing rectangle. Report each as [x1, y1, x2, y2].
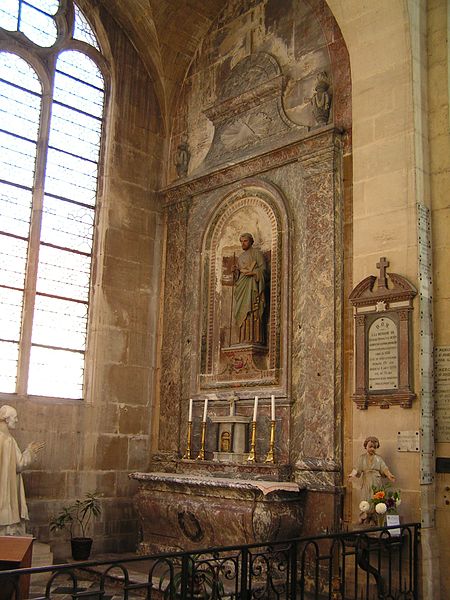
[96, 0, 227, 128]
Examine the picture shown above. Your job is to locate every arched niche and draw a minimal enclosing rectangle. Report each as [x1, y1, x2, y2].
[199, 181, 289, 390]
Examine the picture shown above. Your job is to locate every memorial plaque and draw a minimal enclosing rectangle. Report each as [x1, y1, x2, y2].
[397, 430, 420, 452]
[435, 346, 450, 442]
[368, 317, 398, 390]
[349, 257, 416, 409]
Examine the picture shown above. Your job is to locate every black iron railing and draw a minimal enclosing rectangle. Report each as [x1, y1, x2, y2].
[0, 522, 420, 600]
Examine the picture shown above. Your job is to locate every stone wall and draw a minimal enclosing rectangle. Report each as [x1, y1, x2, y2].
[326, 0, 423, 523]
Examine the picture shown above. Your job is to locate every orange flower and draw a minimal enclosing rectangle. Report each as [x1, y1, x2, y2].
[373, 491, 385, 500]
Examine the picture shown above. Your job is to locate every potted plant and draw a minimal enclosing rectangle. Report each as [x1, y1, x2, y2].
[50, 492, 102, 560]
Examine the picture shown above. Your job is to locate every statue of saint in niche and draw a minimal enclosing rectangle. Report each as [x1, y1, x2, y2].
[232, 233, 268, 344]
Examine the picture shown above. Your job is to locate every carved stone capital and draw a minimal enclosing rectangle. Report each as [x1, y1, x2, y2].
[355, 314, 365, 326]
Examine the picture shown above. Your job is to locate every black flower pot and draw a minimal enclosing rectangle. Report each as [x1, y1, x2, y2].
[71, 537, 93, 560]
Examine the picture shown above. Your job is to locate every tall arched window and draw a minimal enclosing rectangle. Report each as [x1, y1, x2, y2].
[0, 1, 106, 399]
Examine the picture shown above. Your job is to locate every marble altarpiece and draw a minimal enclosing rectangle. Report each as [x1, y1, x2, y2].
[131, 39, 349, 553]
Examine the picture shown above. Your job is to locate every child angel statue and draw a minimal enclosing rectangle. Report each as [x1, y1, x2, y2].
[348, 436, 396, 522]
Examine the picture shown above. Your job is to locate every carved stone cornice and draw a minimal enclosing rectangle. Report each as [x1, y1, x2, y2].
[162, 126, 343, 206]
[294, 457, 343, 491]
[350, 271, 417, 309]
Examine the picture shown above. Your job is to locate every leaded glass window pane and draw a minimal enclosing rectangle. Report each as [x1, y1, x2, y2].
[0, 341, 19, 393]
[32, 295, 88, 349]
[45, 147, 99, 206]
[0, 185, 33, 238]
[73, 4, 100, 50]
[19, 2, 58, 47]
[36, 245, 91, 301]
[0, 51, 42, 92]
[0, 288, 24, 341]
[28, 346, 84, 398]
[41, 196, 95, 253]
[49, 103, 102, 162]
[0, 133, 38, 187]
[0, 236, 28, 289]
[26, 0, 59, 15]
[0, 0, 19, 30]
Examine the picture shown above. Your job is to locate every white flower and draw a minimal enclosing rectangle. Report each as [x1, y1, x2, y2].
[359, 500, 370, 512]
[395, 498, 402, 507]
[375, 502, 387, 514]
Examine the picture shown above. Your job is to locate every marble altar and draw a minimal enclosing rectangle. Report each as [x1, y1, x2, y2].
[130, 472, 305, 554]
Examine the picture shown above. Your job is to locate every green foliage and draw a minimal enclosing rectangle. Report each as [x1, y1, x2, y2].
[49, 492, 102, 539]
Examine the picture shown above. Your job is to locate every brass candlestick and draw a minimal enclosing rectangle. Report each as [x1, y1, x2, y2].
[264, 419, 276, 463]
[182, 421, 193, 459]
[247, 421, 257, 463]
[197, 421, 206, 460]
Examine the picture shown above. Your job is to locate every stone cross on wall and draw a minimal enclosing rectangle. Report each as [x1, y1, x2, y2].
[376, 257, 389, 290]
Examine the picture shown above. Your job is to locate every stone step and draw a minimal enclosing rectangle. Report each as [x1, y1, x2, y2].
[32, 541, 53, 567]
[30, 541, 54, 588]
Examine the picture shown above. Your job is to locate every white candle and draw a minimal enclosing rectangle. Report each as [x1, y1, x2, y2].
[188, 398, 193, 422]
[252, 396, 258, 422]
[202, 398, 208, 422]
[271, 395, 275, 421]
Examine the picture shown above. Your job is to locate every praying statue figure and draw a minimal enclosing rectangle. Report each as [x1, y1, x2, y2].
[348, 436, 396, 503]
[232, 233, 268, 344]
[0, 405, 45, 535]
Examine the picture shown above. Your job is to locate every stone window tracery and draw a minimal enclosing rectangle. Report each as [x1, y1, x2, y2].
[0, 0, 106, 399]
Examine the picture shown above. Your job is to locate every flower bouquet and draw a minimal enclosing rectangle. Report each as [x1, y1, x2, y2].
[359, 484, 401, 527]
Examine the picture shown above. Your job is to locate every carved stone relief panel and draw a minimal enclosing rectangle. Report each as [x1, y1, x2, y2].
[199, 183, 286, 389]
[203, 53, 303, 168]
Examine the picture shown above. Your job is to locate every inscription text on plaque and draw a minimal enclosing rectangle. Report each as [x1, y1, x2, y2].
[368, 317, 398, 390]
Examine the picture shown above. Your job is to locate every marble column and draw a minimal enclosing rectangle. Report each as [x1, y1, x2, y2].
[156, 198, 190, 461]
[291, 132, 344, 530]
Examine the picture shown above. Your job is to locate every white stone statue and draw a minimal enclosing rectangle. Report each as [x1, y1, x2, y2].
[0, 405, 45, 535]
